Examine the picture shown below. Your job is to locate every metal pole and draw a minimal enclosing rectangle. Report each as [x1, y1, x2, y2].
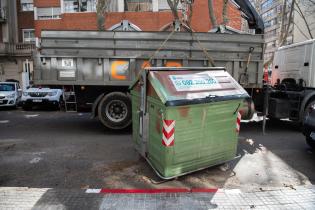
[262, 84, 269, 135]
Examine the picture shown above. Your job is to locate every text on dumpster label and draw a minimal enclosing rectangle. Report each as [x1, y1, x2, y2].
[169, 74, 221, 91]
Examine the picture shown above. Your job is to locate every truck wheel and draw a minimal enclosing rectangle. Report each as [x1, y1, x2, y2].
[98, 92, 131, 130]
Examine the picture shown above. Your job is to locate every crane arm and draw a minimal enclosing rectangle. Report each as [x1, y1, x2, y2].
[232, 0, 264, 34]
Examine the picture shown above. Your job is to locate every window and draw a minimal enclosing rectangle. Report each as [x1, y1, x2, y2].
[63, 0, 96, 13]
[22, 29, 35, 43]
[0, 84, 15, 91]
[264, 17, 277, 28]
[261, 8, 275, 19]
[21, 0, 34, 11]
[37, 8, 61, 20]
[261, 0, 273, 11]
[124, 0, 152, 12]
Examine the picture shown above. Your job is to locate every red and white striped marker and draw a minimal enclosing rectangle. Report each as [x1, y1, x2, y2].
[236, 112, 241, 133]
[162, 119, 175, 147]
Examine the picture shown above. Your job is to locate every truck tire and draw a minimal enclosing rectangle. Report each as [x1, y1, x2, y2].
[98, 92, 132, 130]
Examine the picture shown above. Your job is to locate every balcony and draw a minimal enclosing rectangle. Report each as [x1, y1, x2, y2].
[0, 43, 35, 56]
[0, 7, 6, 23]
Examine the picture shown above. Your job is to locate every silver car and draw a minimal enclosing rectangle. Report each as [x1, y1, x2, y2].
[0, 82, 21, 108]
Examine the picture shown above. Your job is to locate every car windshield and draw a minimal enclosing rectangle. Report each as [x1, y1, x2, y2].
[0, 84, 15, 91]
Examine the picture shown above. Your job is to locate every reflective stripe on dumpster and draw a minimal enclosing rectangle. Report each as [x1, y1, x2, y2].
[162, 120, 175, 147]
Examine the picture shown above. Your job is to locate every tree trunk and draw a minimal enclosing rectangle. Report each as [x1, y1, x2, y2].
[280, 0, 296, 46]
[279, 0, 288, 42]
[208, 0, 217, 28]
[96, 0, 110, 31]
[222, 0, 229, 25]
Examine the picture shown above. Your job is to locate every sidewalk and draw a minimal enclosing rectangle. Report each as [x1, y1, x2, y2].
[0, 185, 315, 210]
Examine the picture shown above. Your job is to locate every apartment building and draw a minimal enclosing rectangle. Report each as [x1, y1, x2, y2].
[0, 0, 35, 85]
[259, 0, 292, 63]
[256, 0, 315, 64]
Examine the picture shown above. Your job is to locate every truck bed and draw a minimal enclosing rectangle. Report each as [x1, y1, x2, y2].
[34, 30, 264, 88]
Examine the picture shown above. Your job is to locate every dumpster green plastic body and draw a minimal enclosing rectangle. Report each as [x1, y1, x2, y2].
[130, 67, 249, 179]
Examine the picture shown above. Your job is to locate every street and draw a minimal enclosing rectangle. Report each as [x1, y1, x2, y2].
[0, 109, 314, 190]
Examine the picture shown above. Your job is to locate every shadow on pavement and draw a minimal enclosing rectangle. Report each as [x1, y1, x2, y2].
[238, 119, 315, 186]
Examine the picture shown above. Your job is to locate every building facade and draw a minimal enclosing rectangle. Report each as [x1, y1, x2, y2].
[254, 0, 315, 64]
[33, 0, 242, 37]
[0, 0, 35, 85]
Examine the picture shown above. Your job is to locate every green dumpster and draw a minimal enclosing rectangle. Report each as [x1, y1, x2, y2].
[130, 67, 249, 179]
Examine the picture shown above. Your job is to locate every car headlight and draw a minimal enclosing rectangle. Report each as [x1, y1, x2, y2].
[7, 93, 16, 98]
[48, 91, 58, 96]
[23, 92, 29, 96]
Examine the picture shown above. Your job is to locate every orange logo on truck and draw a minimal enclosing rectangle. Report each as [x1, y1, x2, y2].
[165, 61, 182, 67]
[111, 60, 129, 80]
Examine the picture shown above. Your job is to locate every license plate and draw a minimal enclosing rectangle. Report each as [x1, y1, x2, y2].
[33, 99, 42, 103]
[310, 132, 315, 140]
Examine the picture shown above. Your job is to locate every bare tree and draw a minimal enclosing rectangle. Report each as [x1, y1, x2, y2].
[279, 0, 288, 42]
[279, 0, 296, 46]
[208, 0, 217, 28]
[222, 0, 229, 25]
[264, 0, 296, 66]
[167, 0, 180, 20]
[96, 0, 111, 31]
[295, 1, 314, 39]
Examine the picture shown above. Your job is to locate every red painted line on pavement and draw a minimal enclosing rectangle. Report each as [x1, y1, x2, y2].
[191, 188, 218, 193]
[98, 188, 219, 194]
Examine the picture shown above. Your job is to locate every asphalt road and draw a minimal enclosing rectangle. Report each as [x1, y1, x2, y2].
[0, 109, 314, 190]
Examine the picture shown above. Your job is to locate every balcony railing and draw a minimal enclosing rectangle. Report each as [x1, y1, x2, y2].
[0, 43, 35, 56]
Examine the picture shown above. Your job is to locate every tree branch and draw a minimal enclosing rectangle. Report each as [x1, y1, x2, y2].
[295, 1, 313, 39]
[167, 0, 180, 20]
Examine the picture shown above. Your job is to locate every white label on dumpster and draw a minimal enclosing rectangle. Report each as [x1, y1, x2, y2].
[169, 74, 221, 91]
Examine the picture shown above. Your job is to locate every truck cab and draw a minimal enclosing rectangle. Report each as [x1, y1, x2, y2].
[269, 39, 315, 122]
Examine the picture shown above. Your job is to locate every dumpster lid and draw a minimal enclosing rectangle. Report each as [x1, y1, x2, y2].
[146, 68, 249, 106]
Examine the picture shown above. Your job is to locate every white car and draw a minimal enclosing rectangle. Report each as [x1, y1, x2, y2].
[0, 82, 21, 108]
[21, 87, 63, 110]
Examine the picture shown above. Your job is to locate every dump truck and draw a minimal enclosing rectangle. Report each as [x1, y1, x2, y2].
[270, 39, 315, 122]
[33, 30, 265, 129]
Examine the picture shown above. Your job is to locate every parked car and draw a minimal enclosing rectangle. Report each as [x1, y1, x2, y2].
[21, 87, 63, 110]
[303, 104, 315, 150]
[0, 81, 21, 108]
